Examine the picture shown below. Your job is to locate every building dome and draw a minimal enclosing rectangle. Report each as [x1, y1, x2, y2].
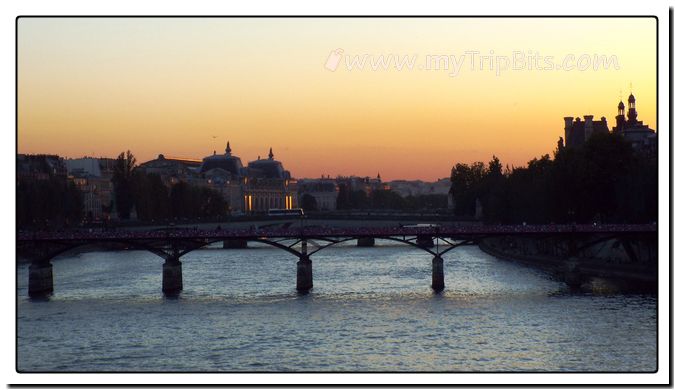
[247, 159, 288, 179]
[628, 93, 635, 103]
[200, 141, 244, 178]
[246, 147, 290, 179]
[618, 101, 625, 109]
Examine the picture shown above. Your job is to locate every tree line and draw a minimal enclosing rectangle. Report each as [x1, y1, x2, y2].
[312, 186, 448, 211]
[112, 151, 228, 222]
[17, 176, 83, 229]
[450, 132, 657, 224]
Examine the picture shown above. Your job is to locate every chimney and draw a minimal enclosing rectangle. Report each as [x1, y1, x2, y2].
[583, 115, 594, 140]
[563, 117, 574, 146]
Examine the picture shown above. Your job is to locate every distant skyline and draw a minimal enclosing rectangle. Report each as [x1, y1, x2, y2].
[18, 17, 657, 181]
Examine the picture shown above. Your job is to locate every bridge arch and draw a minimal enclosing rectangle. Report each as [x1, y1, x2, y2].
[20, 239, 172, 263]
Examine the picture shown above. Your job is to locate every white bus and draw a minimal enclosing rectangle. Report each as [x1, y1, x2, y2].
[267, 208, 305, 217]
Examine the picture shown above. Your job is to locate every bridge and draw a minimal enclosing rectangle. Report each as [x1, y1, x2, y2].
[17, 224, 657, 298]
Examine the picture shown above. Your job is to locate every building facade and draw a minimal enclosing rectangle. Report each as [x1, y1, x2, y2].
[297, 179, 339, 211]
[65, 157, 115, 221]
[17, 154, 68, 181]
[563, 91, 656, 156]
[388, 178, 452, 198]
[138, 142, 298, 214]
[563, 115, 609, 148]
[612, 93, 657, 157]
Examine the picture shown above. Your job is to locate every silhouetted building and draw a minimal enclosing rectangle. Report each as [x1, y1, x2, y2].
[563, 115, 609, 148]
[388, 178, 452, 197]
[242, 148, 297, 213]
[137, 154, 202, 185]
[298, 179, 339, 211]
[138, 143, 298, 214]
[17, 154, 67, 181]
[563, 92, 657, 157]
[335, 174, 387, 196]
[65, 157, 115, 221]
[612, 93, 657, 157]
[200, 142, 244, 179]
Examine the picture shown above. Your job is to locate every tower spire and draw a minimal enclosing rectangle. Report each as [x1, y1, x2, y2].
[268, 147, 274, 160]
[225, 141, 231, 156]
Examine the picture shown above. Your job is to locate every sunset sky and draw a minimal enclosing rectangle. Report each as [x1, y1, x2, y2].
[18, 17, 657, 181]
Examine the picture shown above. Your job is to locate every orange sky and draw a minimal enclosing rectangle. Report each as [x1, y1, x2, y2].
[18, 17, 657, 181]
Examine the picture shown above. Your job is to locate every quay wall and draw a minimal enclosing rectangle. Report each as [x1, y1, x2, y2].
[478, 235, 657, 293]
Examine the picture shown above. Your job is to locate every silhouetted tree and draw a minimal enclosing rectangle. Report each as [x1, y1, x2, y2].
[17, 177, 83, 229]
[450, 162, 486, 216]
[168, 181, 227, 220]
[451, 132, 656, 224]
[132, 172, 169, 221]
[112, 150, 137, 219]
[371, 189, 407, 209]
[300, 194, 318, 211]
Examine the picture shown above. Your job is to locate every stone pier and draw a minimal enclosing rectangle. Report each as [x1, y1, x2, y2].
[356, 237, 375, 247]
[223, 239, 248, 249]
[431, 255, 445, 292]
[162, 258, 183, 295]
[296, 255, 313, 293]
[562, 257, 582, 287]
[28, 261, 53, 298]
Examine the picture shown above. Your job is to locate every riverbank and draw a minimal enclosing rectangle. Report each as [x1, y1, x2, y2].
[478, 236, 657, 294]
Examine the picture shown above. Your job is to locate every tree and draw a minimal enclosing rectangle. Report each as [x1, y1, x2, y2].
[112, 150, 137, 219]
[450, 132, 655, 225]
[132, 172, 169, 222]
[371, 189, 407, 210]
[450, 162, 486, 216]
[169, 181, 227, 220]
[17, 176, 83, 229]
[198, 187, 228, 218]
[300, 194, 318, 211]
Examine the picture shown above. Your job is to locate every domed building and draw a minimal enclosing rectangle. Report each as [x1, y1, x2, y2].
[138, 142, 298, 214]
[242, 148, 297, 212]
[562, 90, 656, 158]
[612, 93, 657, 157]
[137, 154, 202, 185]
[200, 142, 244, 180]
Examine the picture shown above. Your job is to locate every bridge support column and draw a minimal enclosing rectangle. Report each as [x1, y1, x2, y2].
[162, 257, 183, 296]
[417, 235, 434, 248]
[223, 239, 248, 249]
[296, 255, 313, 293]
[562, 257, 582, 288]
[431, 256, 445, 292]
[357, 237, 375, 247]
[28, 261, 53, 298]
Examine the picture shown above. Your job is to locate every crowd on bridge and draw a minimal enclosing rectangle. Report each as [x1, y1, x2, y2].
[17, 223, 657, 242]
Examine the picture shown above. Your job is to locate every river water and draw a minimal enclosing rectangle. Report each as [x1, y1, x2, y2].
[16, 241, 657, 372]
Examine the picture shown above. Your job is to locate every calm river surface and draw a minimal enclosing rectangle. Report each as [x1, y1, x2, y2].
[17, 241, 657, 372]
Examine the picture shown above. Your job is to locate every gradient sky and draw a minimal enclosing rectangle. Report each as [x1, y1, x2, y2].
[18, 17, 657, 181]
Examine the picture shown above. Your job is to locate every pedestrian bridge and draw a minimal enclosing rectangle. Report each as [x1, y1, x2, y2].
[17, 224, 656, 298]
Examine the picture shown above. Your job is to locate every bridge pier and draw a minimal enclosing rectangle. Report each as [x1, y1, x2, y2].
[417, 235, 434, 248]
[562, 257, 583, 288]
[431, 255, 445, 292]
[28, 261, 53, 298]
[162, 257, 183, 296]
[356, 237, 375, 247]
[223, 239, 248, 249]
[296, 255, 313, 293]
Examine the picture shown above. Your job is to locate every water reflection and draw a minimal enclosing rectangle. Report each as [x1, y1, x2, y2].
[17, 243, 656, 372]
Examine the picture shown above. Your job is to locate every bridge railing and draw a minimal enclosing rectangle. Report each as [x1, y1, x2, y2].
[17, 224, 657, 242]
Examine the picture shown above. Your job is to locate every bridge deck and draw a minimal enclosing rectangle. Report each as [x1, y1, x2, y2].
[17, 224, 657, 242]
